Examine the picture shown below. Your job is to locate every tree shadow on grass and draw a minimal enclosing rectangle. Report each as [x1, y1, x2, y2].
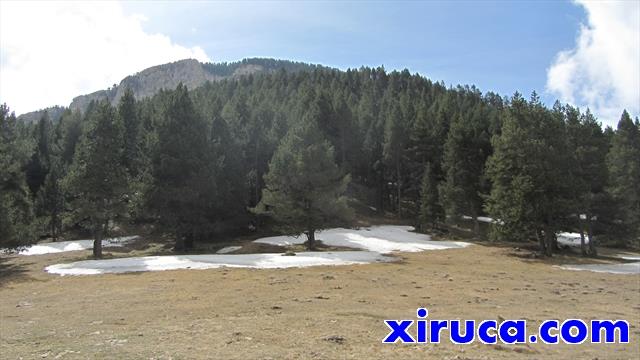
[0, 257, 34, 286]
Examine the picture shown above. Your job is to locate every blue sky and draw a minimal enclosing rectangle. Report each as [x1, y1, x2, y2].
[1, 1, 637, 126]
[122, 1, 585, 104]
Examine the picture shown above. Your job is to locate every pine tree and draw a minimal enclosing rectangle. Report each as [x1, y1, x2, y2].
[33, 115, 66, 240]
[253, 111, 353, 250]
[606, 110, 640, 244]
[419, 163, 444, 231]
[383, 102, 408, 216]
[331, 95, 356, 167]
[63, 101, 128, 258]
[25, 113, 53, 196]
[0, 104, 35, 248]
[439, 108, 490, 235]
[246, 103, 274, 206]
[485, 93, 570, 255]
[147, 84, 213, 250]
[57, 110, 84, 166]
[118, 88, 141, 177]
[209, 115, 248, 228]
[360, 95, 385, 210]
[565, 107, 608, 255]
[37, 159, 64, 240]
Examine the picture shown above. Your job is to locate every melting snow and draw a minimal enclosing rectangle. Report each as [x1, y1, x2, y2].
[216, 246, 242, 254]
[254, 225, 470, 254]
[45, 251, 392, 276]
[461, 215, 502, 224]
[557, 262, 640, 275]
[618, 255, 640, 261]
[44, 226, 471, 275]
[557, 232, 589, 247]
[6, 236, 139, 256]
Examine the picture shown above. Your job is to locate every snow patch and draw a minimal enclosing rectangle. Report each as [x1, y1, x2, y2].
[254, 225, 470, 254]
[557, 232, 589, 247]
[44, 226, 471, 276]
[557, 262, 640, 275]
[6, 236, 139, 256]
[461, 215, 502, 224]
[216, 246, 242, 254]
[45, 251, 393, 276]
[618, 255, 640, 261]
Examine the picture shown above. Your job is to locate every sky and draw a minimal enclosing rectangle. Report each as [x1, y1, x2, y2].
[1, 0, 638, 128]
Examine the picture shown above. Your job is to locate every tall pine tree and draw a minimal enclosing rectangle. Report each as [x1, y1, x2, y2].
[439, 108, 490, 235]
[606, 110, 640, 244]
[253, 110, 353, 250]
[64, 101, 128, 258]
[419, 163, 444, 231]
[148, 84, 214, 250]
[0, 104, 35, 248]
[485, 93, 570, 255]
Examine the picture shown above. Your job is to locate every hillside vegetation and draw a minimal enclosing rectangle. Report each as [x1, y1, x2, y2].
[1, 58, 639, 255]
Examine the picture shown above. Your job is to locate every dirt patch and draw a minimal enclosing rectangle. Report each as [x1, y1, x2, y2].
[0, 243, 638, 359]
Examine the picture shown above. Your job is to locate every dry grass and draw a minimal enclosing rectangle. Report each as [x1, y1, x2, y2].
[0, 239, 638, 359]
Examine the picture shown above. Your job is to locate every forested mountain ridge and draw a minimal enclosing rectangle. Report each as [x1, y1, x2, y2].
[17, 58, 326, 120]
[2, 59, 639, 256]
[68, 58, 326, 114]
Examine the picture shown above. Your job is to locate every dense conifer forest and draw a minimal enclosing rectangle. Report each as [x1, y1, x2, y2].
[1, 59, 639, 255]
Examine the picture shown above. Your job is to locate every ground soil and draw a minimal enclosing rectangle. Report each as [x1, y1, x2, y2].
[1, 237, 638, 359]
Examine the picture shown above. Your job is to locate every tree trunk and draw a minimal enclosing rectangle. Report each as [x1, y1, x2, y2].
[550, 232, 558, 253]
[579, 218, 587, 256]
[471, 209, 480, 238]
[93, 225, 104, 259]
[396, 162, 402, 217]
[536, 229, 546, 255]
[184, 232, 195, 251]
[306, 229, 316, 250]
[51, 211, 58, 242]
[378, 171, 385, 212]
[174, 232, 185, 251]
[542, 216, 555, 257]
[543, 229, 554, 257]
[544, 226, 555, 257]
[254, 140, 260, 206]
[587, 214, 597, 257]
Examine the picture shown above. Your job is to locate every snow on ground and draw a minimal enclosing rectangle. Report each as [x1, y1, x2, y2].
[556, 232, 589, 247]
[618, 255, 640, 261]
[555, 239, 640, 274]
[557, 262, 640, 275]
[45, 251, 393, 276]
[254, 225, 470, 254]
[461, 215, 503, 224]
[44, 226, 471, 275]
[6, 236, 139, 256]
[216, 246, 242, 254]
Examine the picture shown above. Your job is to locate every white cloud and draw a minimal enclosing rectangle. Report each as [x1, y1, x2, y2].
[546, 0, 639, 127]
[0, 1, 211, 115]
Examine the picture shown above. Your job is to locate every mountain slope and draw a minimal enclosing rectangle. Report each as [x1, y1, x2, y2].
[69, 58, 326, 113]
[18, 58, 326, 120]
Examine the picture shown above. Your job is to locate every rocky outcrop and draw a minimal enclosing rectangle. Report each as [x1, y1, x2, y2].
[17, 106, 66, 123]
[68, 59, 267, 113]
[19, 58, 324, 117]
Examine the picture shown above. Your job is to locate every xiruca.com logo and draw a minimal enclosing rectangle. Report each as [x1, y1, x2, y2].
[382, 309, 630, 345]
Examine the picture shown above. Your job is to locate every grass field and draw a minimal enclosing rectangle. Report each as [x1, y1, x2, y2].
[1, 235, 639, 359]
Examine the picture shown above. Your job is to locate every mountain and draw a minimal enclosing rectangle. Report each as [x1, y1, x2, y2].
[16, 106, 66, 124]
[18, 58, 327, 120]
[68, 58, 327, 114]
